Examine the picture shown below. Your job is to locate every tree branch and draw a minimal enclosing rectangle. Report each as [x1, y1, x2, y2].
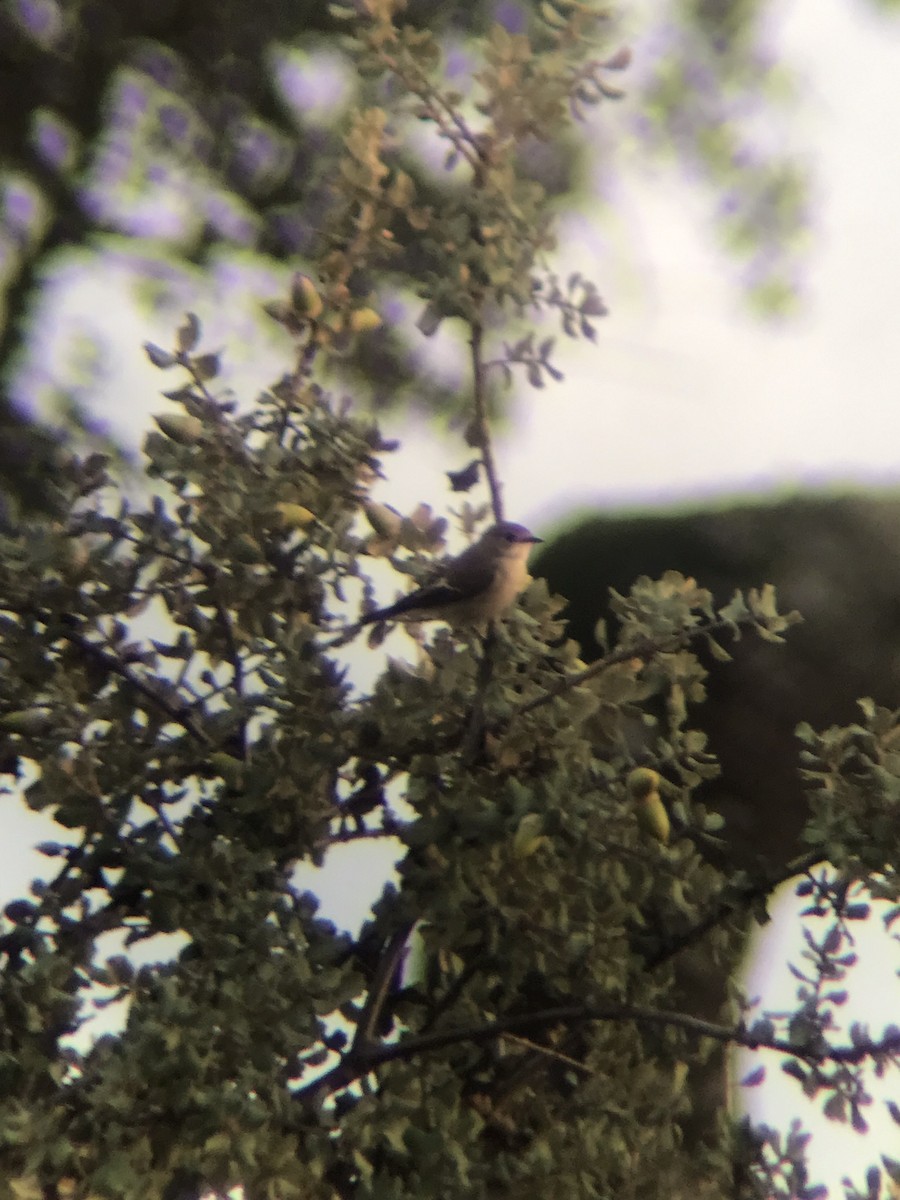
[511, 618, 750, 721]
[499, 1030, 594, 1075]
[351, 923, 415, 1052]
[460, 625, 498, 763]
[645, 848, 827, 971]
[469, 320, 503, 523]
[56, 620, 211, 746]
[347, 997, 900, 1082]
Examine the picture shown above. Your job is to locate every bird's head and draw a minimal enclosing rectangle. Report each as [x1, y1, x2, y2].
[482, 521, 543, 557]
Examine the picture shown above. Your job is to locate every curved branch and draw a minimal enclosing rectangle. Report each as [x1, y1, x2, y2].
[304, 993, 900, 1107]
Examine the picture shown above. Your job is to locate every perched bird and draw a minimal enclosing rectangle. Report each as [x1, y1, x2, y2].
[359, 520, 542, 632]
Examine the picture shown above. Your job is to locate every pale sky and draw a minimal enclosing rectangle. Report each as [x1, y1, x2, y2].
[24, 0, 900, 517]
[6, 0, 900, 1188]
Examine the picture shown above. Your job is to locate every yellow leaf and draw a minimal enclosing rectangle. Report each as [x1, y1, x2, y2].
[513, 813, 548, 858]
[636, 792, 670, 846]
[274, 502, 316, 529]
[348, 307, 383, 333]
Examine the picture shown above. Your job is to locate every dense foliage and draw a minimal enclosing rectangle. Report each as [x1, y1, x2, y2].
[2, 4, 900, 1199]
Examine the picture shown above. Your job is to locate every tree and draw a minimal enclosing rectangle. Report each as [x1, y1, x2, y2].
[2, 3, 900, 1198]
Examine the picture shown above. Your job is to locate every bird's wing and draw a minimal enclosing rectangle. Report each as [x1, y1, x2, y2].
[361, 550, 496, 624]
[364, 582, 466, 623]
[444, 544, 496, 595]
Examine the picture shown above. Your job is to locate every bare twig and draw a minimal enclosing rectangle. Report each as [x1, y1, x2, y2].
[469, 321, 504, 523]
[378, 51, 484, 170]
[352, 923, 415, 1051]
[499, 1031, 594, 1076]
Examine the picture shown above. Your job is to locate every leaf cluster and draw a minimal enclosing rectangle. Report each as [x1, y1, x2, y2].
[0, 4, 896, 1199]
[0, 309, 866, 1198]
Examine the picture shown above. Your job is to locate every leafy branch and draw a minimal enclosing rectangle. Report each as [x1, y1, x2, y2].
[298, 994, 900, 1106]
[512, 585, 801, 721]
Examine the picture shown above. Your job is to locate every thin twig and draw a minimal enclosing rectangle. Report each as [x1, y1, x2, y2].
[499, 1031, 594, 1076]
[352, 923, 415, 1052]
[511, 619, 744, 721]
[469, 321, 504, 523]
[323, 826, 401, 847]
[645, 848, 827, 970]
[419, 954, 491, 1035]
[56, 621, 211, 746]
[141, 792, 183, 852]
[379, 52, 484, 170]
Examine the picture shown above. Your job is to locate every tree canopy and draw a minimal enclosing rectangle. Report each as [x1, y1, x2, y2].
[2, 3, 900, 1199]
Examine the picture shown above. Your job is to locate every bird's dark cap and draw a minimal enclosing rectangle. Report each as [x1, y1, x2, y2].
[491, 521, 542, 544]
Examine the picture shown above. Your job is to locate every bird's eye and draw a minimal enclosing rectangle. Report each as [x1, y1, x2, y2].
[505, 533, 516, 542]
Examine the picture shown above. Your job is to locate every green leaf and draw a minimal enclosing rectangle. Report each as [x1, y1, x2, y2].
[144, 342, 177, 368]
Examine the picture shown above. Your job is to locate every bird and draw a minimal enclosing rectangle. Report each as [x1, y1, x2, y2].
[358, 520, 542, 633]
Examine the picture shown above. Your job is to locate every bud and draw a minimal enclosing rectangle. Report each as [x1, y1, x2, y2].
[363, 500, 403, 540]
[627, 767, 670, 845]
[291, 273, 324, 319]
[1, 709, 53, 736]
[153, 413, 204, 446]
